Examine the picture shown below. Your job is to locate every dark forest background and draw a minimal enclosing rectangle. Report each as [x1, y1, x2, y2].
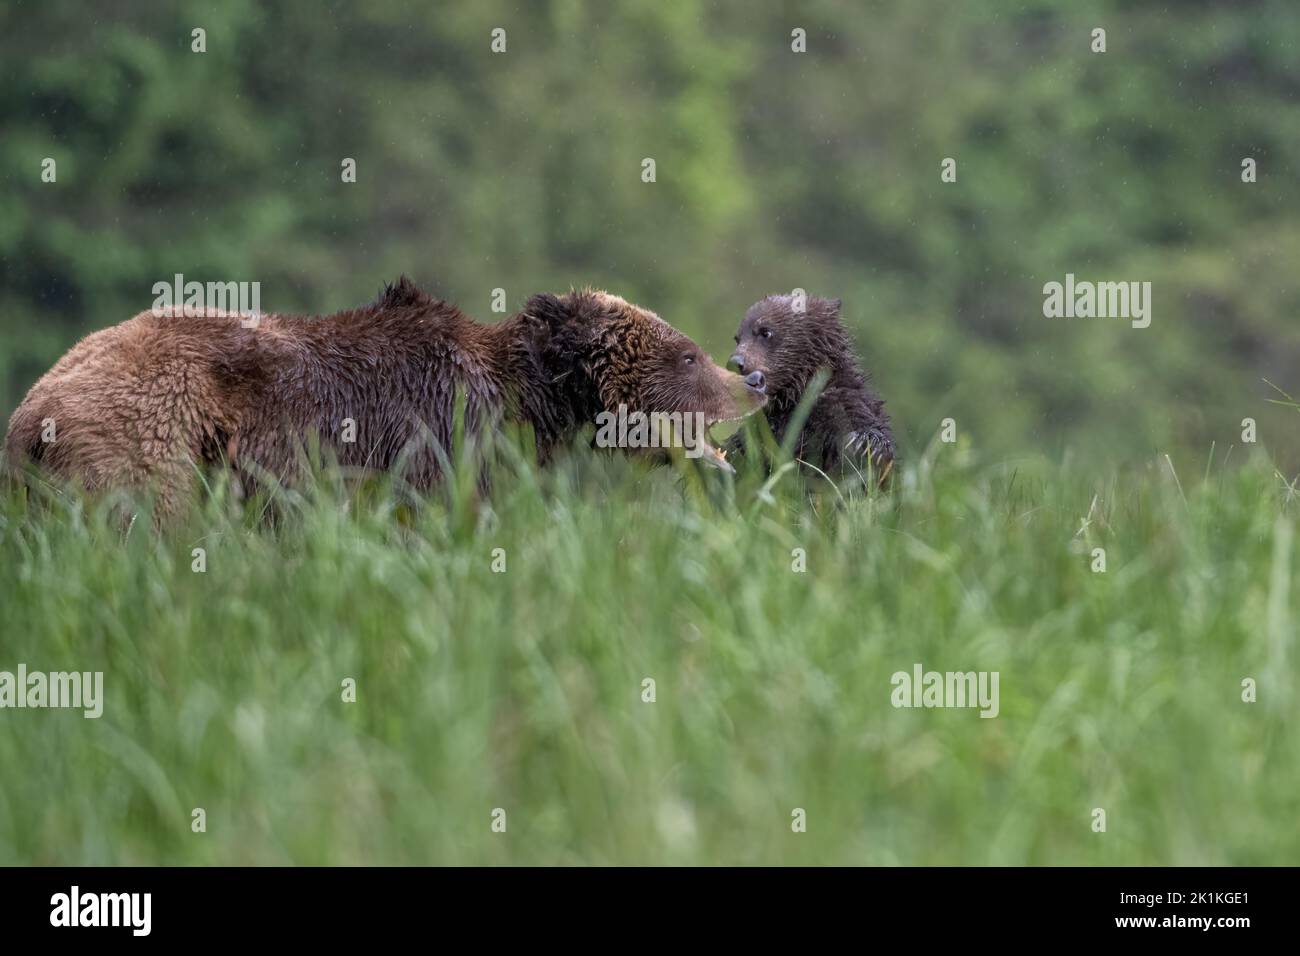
[2, 0, 1298, 468]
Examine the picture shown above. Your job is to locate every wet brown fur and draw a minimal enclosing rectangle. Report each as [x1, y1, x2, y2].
[729, 294, 895, 480]
[4, 278, 756, 521]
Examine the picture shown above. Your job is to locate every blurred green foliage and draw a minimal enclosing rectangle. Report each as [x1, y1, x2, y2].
[2, 0, 1298, 466]
[1, 444, 1296, 864]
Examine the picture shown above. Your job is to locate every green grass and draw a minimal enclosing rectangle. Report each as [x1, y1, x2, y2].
[0, 440, 1297, 865]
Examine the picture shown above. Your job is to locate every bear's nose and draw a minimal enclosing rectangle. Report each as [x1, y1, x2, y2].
[728, 353, 745, 373]
[744, 370, 766, 392]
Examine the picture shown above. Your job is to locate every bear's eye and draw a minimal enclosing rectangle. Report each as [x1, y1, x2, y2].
[682, 354, 696, 366]
[757, 327, 772, 340]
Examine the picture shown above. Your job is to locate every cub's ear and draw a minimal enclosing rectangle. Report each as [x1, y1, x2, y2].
[824, 297, 843, 316]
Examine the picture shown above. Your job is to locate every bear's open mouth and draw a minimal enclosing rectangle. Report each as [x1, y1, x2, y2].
[697, 415, 749, 473]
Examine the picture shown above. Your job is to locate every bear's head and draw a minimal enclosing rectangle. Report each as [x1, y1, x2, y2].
[524, 290, 766, 470]
[728, 294, 853, 414]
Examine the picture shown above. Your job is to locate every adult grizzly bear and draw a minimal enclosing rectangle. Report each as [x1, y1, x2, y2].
[4, 277, 763, 520]
[727, 294, 894, 481]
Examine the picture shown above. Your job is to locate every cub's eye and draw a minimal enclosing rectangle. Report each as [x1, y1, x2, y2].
[758, 327, 772, 340]
[683, 354, 696, 365]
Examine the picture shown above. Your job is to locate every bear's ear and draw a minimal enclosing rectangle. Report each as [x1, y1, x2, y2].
[824, 297, 843, 316]
[523, 292, 572, 330]
[524, 291, 599, 360]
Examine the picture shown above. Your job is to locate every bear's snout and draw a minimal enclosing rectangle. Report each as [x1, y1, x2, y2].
[728, 351, 767, 395]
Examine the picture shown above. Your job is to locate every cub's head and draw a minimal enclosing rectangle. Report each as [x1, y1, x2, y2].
[525, 290, 766, 470]
[728, 294, 854, 410]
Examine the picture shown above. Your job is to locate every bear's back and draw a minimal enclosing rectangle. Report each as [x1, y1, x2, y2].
[219, 295, 511, 481]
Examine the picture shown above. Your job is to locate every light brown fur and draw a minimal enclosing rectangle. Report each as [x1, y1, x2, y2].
[5, 310, 246, 518]
[5, 280, 764, 523]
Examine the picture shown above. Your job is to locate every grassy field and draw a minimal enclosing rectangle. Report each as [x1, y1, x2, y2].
[0, 438, 1296, 866]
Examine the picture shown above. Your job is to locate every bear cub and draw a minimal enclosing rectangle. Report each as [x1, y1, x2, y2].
[728, 294, 894, 480]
